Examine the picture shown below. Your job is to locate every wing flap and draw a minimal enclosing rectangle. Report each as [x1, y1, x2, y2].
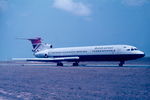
[12, 57, 79, 62]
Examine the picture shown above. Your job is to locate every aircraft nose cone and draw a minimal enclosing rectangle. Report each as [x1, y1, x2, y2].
[139, 51, 145, 58]
[142, 53, 145, 57]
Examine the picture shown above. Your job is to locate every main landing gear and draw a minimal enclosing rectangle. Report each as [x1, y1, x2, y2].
[57, 62, 63, 66]
[56, 62, 79, 66]
[73, 62, 79, 66]
[119, 61, 125, 67]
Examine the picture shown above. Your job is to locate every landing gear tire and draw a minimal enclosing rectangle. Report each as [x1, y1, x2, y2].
[73, 62, 79, 66]
[57, 62, 63, 66]
[44, 54, 48, 58]
[119, 61, 125, 67]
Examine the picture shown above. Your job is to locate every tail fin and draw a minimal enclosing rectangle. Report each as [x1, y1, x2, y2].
[17, 37, 52, 52]
[27, 37, 42, 49]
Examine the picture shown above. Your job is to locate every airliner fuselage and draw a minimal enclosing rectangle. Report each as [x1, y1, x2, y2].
[13, 38, 145, 66]
[34, 45, 145, 66]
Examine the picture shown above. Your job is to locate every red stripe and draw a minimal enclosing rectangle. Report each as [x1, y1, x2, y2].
[28, 38, 41, 44]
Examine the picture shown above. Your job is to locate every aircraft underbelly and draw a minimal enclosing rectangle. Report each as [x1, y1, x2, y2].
[53, 54, 144, 61]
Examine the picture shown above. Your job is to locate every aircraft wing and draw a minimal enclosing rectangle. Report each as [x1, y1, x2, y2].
[12, 57, 79, 62]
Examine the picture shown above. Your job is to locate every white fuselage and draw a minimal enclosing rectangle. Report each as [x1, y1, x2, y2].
[34, 45, 145, 61]
[14, 37, 145, 66]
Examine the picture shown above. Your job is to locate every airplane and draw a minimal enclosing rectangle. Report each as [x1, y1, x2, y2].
[13, 37, 145, 66]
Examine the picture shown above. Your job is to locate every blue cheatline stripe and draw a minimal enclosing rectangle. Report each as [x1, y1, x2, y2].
[51, 54, 145, 61]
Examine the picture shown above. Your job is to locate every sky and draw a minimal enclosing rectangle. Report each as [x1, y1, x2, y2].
[0, 0, 150, 60]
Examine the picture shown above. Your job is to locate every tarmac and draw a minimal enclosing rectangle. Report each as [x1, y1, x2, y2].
[0, 58, 150, 100]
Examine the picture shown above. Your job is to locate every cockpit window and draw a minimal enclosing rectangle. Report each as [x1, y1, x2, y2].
[127, 49, 130, 51]
[127, 48, 138, 51]
[131, 48, 134, 51]
[134, 48, 138, 50]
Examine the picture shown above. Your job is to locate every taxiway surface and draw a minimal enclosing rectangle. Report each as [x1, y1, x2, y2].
[0, 61, 150, 100]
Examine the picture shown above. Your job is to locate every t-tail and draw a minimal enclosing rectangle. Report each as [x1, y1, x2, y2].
[18, 37, 52, 52]
[28, 37, 42, 49]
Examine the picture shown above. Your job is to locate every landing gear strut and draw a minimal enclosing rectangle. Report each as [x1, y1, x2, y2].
[119, 61, 125, 67]
[57, 62, 63, 66]
[73, 62, 79, 66]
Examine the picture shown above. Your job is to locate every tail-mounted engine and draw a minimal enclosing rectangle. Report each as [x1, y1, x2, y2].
[44, 43, 53, 49]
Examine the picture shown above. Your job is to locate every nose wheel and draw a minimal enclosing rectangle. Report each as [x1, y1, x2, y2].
[119, 61, 125, 67]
